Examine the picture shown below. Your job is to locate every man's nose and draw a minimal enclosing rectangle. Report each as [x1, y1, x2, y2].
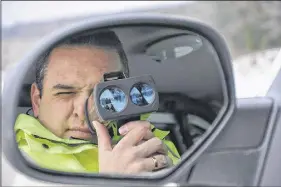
[73, 94, 88, 121]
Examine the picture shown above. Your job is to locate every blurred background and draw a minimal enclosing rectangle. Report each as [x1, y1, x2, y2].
[2, 1, 281, 98]
[1, 1, 281, 186]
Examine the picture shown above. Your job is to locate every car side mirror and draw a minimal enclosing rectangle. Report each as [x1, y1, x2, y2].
[2, 13, 236, 186]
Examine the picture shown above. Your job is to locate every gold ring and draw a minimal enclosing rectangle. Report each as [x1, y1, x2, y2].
[151, 156, 158, 168]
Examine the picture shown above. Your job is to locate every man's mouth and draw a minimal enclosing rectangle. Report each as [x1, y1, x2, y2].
[70, 128, 91, 133]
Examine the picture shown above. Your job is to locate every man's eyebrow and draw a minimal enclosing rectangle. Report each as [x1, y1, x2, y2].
[52, 84, 78, 90]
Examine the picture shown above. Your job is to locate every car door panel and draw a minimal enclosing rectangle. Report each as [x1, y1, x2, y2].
[187, 97, 278, 186]
[259, 67, 281, 186]
[209, 98, 273, 150]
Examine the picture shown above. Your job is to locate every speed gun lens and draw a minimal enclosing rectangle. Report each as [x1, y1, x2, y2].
[130, 83, 155, 106]
[99, 87, 127, 113]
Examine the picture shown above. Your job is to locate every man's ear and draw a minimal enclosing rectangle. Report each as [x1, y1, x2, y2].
[31, 83, 41, 117]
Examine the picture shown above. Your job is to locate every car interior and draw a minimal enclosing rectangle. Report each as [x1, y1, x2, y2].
[16, 26, 226, 155]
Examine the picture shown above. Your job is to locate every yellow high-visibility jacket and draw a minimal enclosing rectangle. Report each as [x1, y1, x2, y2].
[15, 114, 180, 173]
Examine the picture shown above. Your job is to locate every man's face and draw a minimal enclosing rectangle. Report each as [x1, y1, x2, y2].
[31, 45, 119, 140]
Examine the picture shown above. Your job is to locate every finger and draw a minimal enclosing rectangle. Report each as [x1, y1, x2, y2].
[135, 139, 167, 155]
[115, 124, 149, 149]
[117, 121, 153, 145]
[118, 121, 151, 135]
[136, 140, 145, 146]
[92, 121, 112, 151]
[143, 130, 154, 140]
[135, 137, 167, 157]
[141, 154, 172, 171]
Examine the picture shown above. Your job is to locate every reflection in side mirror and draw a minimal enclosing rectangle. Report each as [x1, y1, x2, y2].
[146, 34, 203, 62]
[2, 14, 235, 185]
[14, 25, 223, 174]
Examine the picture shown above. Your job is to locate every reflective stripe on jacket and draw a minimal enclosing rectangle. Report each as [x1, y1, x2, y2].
[15, 114, 180, 173]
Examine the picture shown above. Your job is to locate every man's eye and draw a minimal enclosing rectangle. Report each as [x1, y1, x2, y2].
[55, 92, 76, 95]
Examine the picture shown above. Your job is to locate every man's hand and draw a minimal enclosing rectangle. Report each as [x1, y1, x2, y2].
[93, 120, 172, 174]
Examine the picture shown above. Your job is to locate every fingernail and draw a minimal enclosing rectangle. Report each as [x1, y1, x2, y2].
[118, 125, 128, 135]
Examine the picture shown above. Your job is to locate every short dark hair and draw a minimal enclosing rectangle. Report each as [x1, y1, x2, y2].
[35, 30, 129, 97]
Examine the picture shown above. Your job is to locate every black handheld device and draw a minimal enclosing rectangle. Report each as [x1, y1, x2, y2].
[85, 71, 159, 136]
